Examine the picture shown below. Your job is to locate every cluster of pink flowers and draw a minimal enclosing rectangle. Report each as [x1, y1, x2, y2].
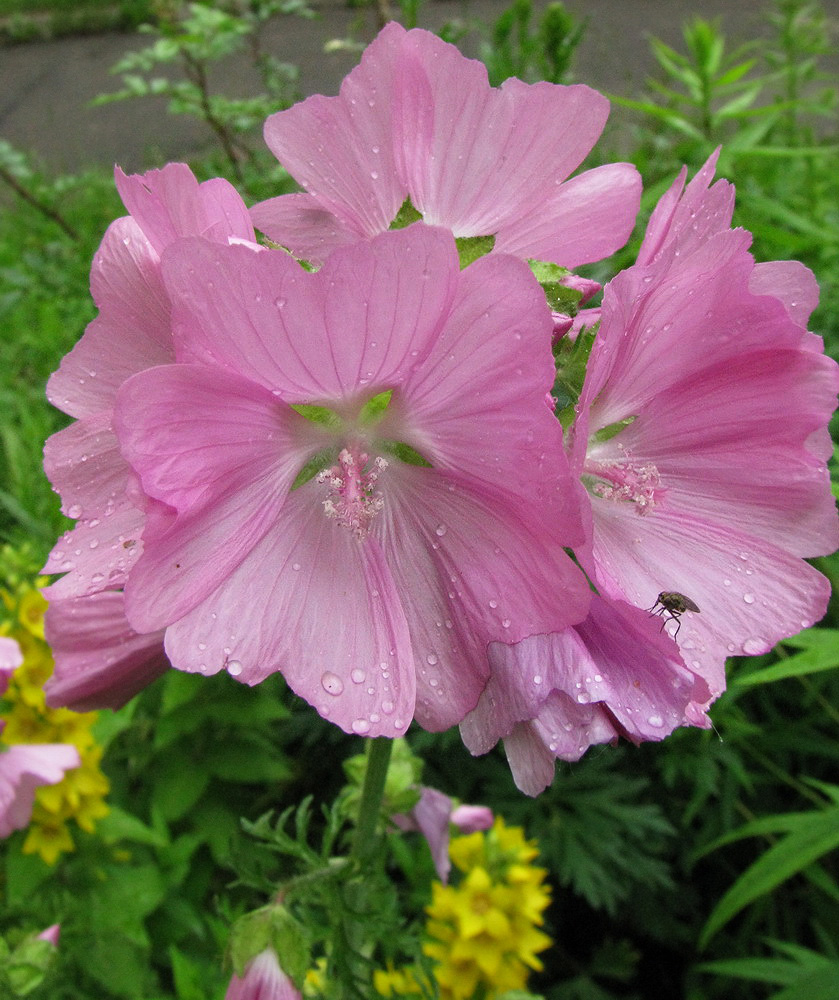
[42, 23, 837, 797]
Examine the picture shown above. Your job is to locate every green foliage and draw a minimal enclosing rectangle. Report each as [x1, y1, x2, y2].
[477, 0, 585, 87]
[93, 0, 314, 190]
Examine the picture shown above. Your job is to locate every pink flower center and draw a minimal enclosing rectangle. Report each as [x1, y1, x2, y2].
[317, 446, 388, 539]
[582, 454, 664, 514]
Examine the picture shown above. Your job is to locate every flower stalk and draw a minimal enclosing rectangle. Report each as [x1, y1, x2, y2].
[351, 737, 393, 864]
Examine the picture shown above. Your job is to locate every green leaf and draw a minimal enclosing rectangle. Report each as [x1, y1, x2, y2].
[94, 805, 169, 848]
[380, 441, 432, 468]
[699, 805, 839, 948]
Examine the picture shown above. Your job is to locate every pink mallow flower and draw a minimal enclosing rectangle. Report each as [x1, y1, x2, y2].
[1, 639, 80, 838]
[43, 163, 254, 707]
[392, 786, 493, 883]
[226, 948, 301, 1000]
[461, 152, 839, 795]
[104, 222, 590, 736]
[250, 22, 640, 268]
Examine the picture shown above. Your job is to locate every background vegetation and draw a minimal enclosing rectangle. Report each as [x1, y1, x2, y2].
[0, 0, 838, 997]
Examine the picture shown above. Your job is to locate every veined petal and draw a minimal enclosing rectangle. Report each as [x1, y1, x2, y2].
[116, 364, 314, 631]
[115, 163, 253, 255]
[47, 217, 172, 418]
[164, 486, 416, 737]
[163, 225, 459, 401]
[394, 252, 582, 540]
[261, 22, 406, 238]
[588, 497, 832, 695]
[495, 163, 642, 267]
[750, 259, 819, 327]
[374, 465, 590, 731]
[249, 191, 364, 265]
[393, 31, 610, 234]
[45, 592, 168, 710]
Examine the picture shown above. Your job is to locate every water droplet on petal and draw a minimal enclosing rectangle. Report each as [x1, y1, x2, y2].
[647, 714, 664, 728]
[743, 593, 755, 604]
[321, 671, 344, 696]
[742, 637, 766, 655]
[352, 718, 371, 735]
[351, 668, 366, 684]
[426, 652, 439, 666]
[435, 524, 447, 537]
[227, 659, 243, 676]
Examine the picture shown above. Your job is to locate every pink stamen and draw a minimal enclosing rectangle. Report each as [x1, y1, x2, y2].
[318, 447, 388, 538]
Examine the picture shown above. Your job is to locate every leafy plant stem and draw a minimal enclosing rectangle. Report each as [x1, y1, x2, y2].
[0, 164, 79, 240]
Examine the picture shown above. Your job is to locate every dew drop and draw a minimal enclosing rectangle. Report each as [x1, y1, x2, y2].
[426, 652, 439, 665]
[198, 642, 207, 651]
[435, 524, 447, 537]
[227, 659, 243, 676]
[321, 671, 344, 696]
[350, 668, 366, 684]
[743, 593, 755, 604]
[292, 562, 301, 571]
[67, 504, 82, 519]
[647, 714, 664, 728]
[742, 637, 765, 655]
[533, 674, 543, 685]
[501, 618, 511, 629]
[352, 718, 371, 735]
[488, 599, 498, 609]
[382, 700, 394, 714]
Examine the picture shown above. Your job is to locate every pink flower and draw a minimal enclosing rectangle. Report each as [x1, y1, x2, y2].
[37, 925, 61, 947]
[393, 787, 492, 883]
[0, 636, 24, 682]
[0, 740, 80, 838]
[461, 152, 838, 795]
[226, 949, 301, 1000]
[251, 22, 640, 268]
[43, 163, 253, 708]
[108, 223, 589, 736]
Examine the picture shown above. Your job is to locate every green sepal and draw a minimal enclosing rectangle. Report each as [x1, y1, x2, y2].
[4, 937, 55, 997]
[528, 258, 580, 313]
[381, 440, 433, 468]
[590, 415, 637, 444]
[229, 906, 309, 989]
[360, 389, 393, 424]
[290, 450, 334, 491]
[289, 403, 340, 428]
[552, 322, 599, 430]
[456, 234, 496, 268]
[390, 197, 423, 230]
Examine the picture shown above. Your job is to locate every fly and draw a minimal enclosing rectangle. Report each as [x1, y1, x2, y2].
[648, 591, 700, 639]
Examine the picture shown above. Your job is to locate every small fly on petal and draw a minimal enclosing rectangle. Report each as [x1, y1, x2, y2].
[648, 591, 700, 639]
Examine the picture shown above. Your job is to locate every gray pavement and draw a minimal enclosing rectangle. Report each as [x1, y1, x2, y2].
[0, 0, 825, 173]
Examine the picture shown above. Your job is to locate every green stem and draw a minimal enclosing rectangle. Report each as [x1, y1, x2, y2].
[351, 737, 393, 863]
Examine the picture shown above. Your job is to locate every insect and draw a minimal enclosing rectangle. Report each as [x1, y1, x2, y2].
[648, 591, 700, 639]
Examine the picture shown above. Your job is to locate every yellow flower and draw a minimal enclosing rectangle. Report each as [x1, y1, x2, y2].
[377, 816, 553, 1000]
[18, 587, 47, 639]
[22, 808, 76, 866]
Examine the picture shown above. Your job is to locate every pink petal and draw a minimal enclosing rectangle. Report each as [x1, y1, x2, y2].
[401, 786, 454, 883]
[261, 23, 406, 240]
[47, 217, 172, 419]
[226, 948, 301, 1000]
[0, 638, 23, 694]
[750, 260, 819, 327]
[44, 592, 168, 711]
[374, 465, 590, 731]
[393, 32, 610, 234]
[116, 364, 316, 631]
[115, 164, 254, 256]
[0, 744, 80, 838]
[394, 251, 582, 542]
[42, 414, 144, 598]
[163, 486, 416, 738]
[163, 225, 460, 402]
[249, 192, 364, 266]
[588, 497, 832, 694]
[495, 163, 642, 267]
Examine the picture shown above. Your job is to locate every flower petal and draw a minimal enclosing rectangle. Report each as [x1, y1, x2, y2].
[163, 486, 416, 737]
[116, 364, 314, 631]
[0, 744, 81, 838]
[44, 592, 168, 710]
[495, 163, 642, 267]
[249, 191, 364, 265]
[163, 226, 460, 403]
